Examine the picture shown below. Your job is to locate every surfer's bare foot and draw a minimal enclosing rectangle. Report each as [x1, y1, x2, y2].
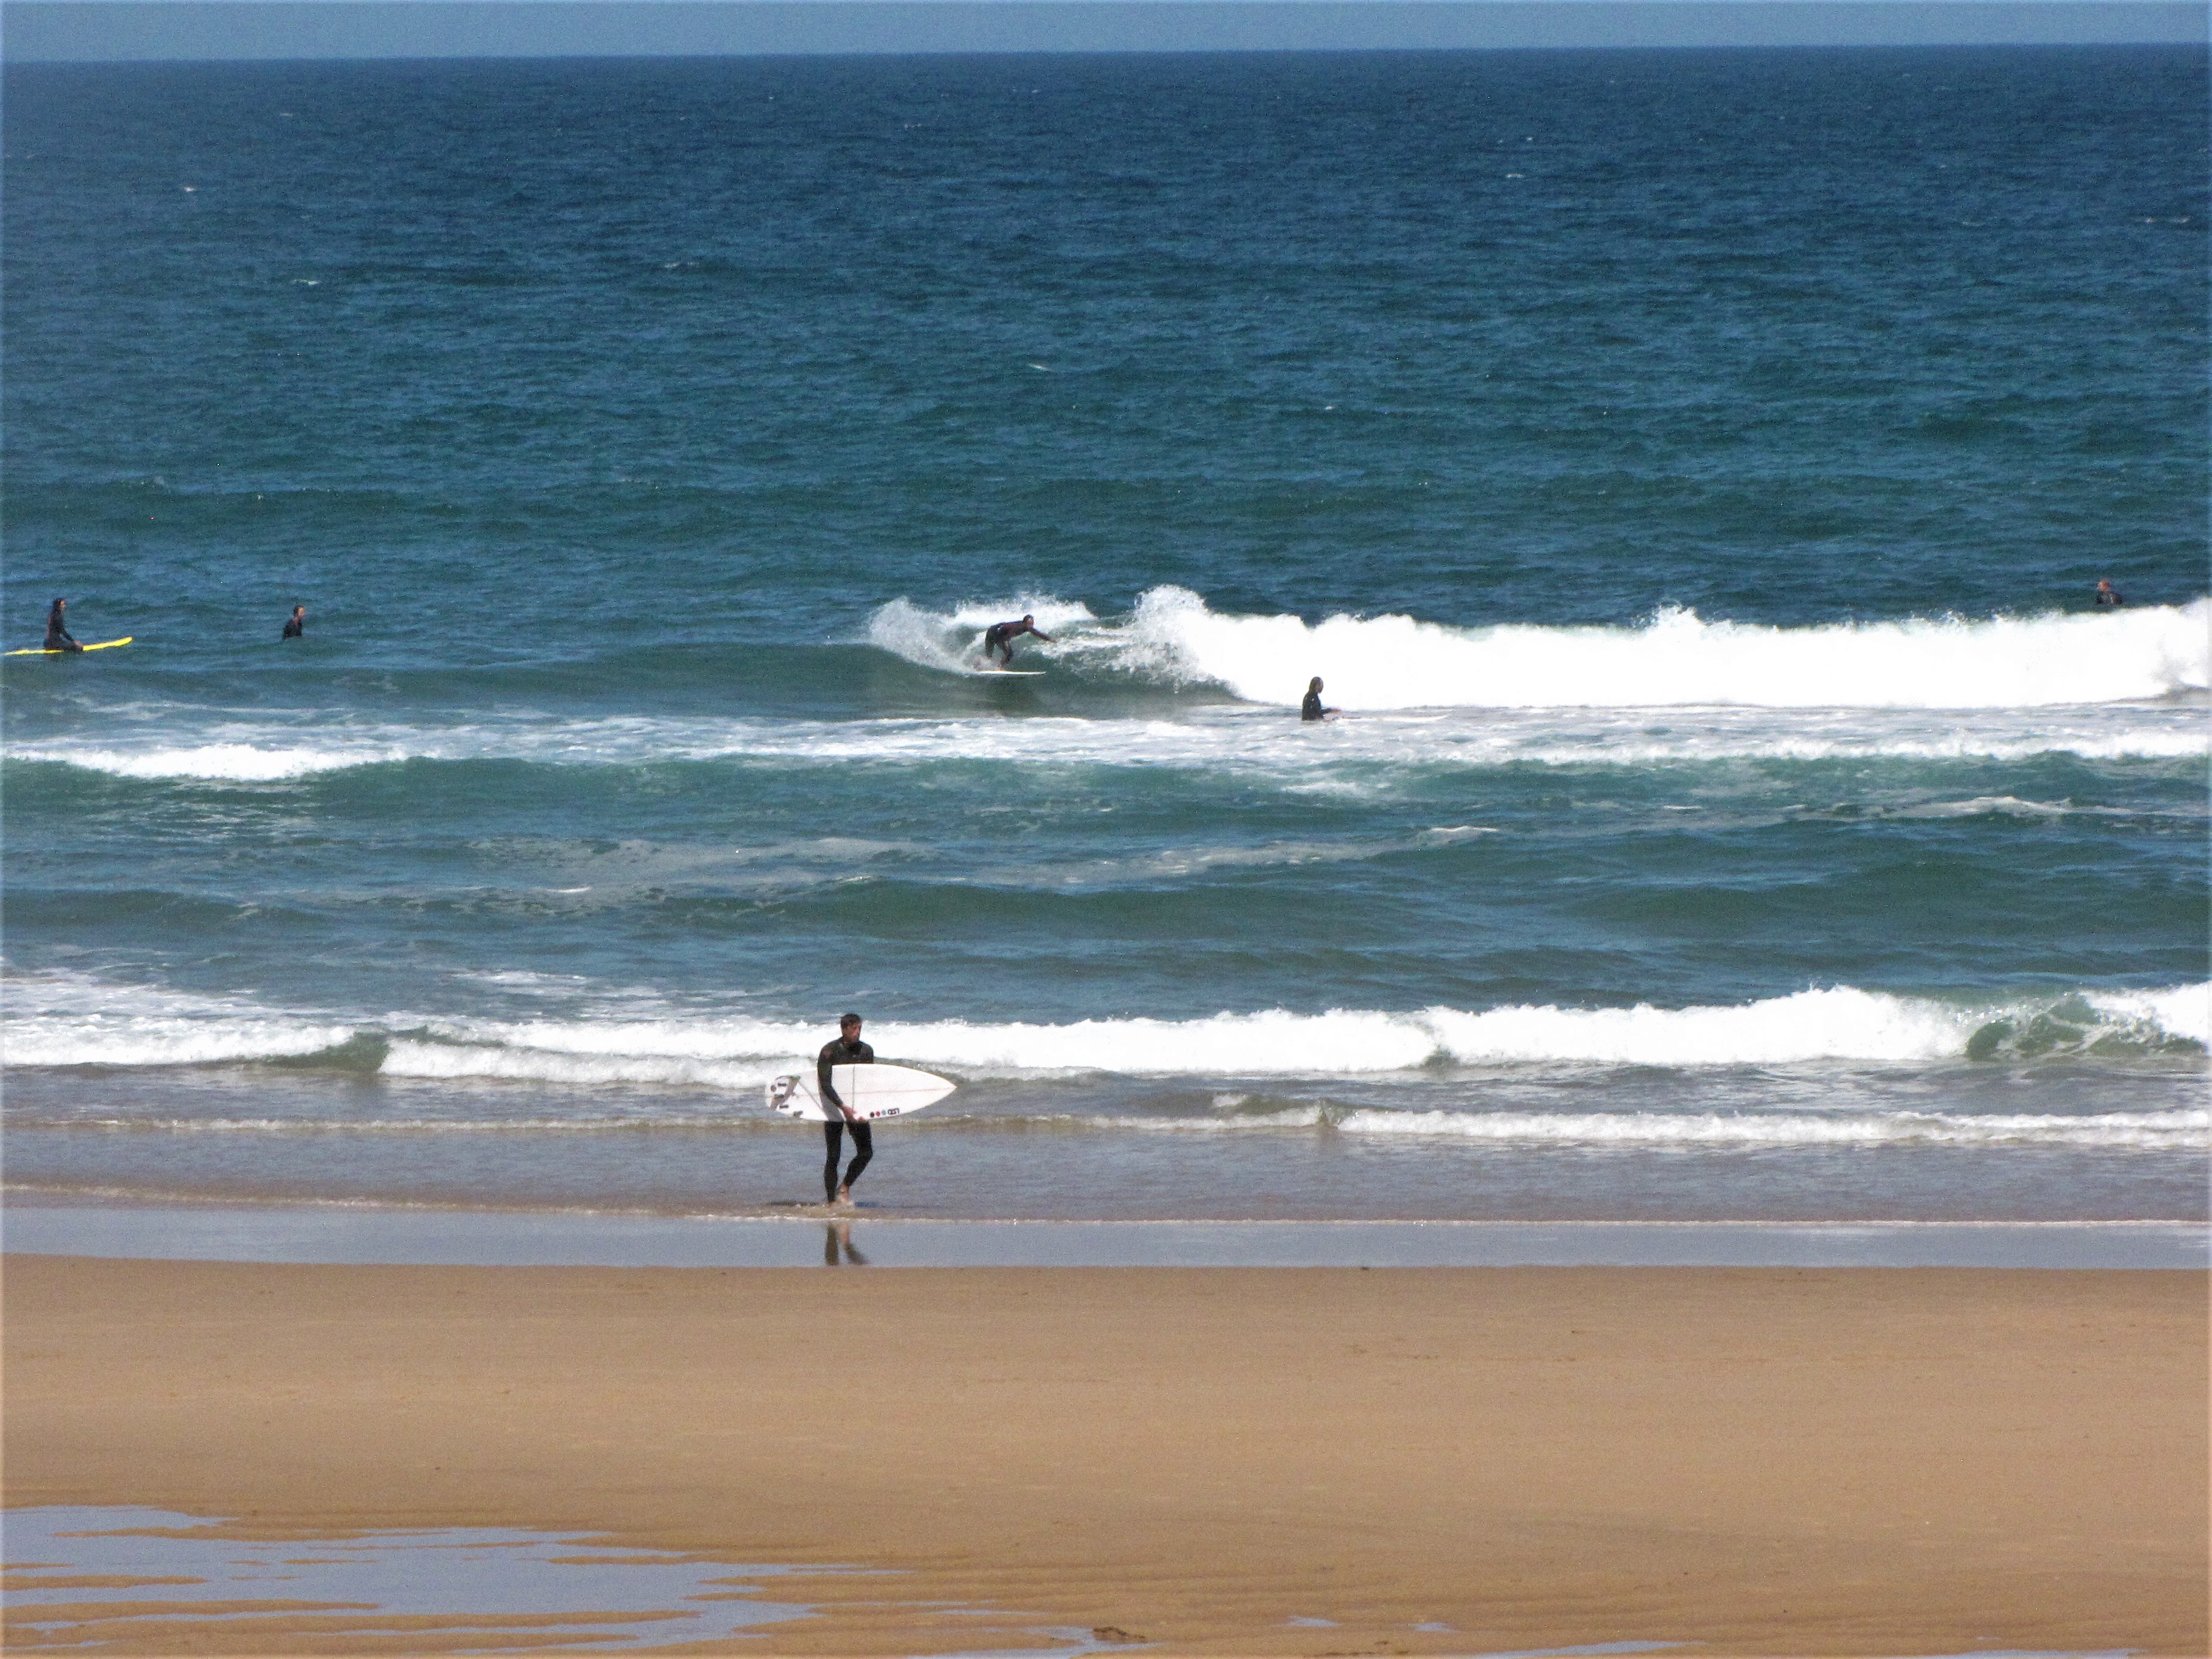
[836, 1184, 853, 1205]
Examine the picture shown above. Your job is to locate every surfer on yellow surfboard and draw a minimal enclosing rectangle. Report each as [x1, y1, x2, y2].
[5, 597, 132, 657]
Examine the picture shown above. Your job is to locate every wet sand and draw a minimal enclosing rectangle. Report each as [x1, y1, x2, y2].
[5, 1256, 2205, 1655]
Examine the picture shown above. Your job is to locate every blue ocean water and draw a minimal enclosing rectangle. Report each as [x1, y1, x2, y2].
[4, 47, 2205, 1222]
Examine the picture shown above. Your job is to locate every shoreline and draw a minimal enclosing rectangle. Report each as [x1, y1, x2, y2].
[7, 1255, 2205, 1654]
[5, 1202, 2208, 1267]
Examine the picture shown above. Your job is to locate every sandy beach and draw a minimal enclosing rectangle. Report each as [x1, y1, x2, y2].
[5, 1256, 2205, 1655]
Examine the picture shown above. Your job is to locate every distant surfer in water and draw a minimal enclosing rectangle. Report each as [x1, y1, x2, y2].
[817, 1012, 875, 1205]
[981, 614, 1053, 668]
[2094, 578, 2125, 608]
[282, 605, 306, 639]
[1301, 676, 1336, 722]
[44, 599, 83, 654]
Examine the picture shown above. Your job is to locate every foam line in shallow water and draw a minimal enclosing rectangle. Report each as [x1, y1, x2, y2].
[28, 1106, 2200, 1149]
[5, 701, 2204, 781]
[1322, 1106, 2209, 1150]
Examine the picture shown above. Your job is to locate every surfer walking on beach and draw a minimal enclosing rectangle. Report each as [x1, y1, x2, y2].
[44, 599, 83, 654]
[817, 1012, 875, 1205]
[980, 614, 1053, 667]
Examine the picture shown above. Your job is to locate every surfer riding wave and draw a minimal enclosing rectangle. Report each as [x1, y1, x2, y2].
[981, 615, 1053, 668]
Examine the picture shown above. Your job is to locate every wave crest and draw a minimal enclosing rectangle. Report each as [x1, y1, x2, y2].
[1061, 588, 2212, 711]
[10, 974, 2202, 1078]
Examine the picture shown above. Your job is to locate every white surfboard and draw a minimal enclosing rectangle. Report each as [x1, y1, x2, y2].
[971, 666, 1045, 677]
[767, 1062, 956, 1122]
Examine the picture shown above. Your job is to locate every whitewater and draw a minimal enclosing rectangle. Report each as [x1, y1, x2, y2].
[876, 589, 2212, 710]
[8, 595, 2206, 785]
[9, 972, 2204, 1076]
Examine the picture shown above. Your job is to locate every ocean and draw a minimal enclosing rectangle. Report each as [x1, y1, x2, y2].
[4, 45, 2205, 1230]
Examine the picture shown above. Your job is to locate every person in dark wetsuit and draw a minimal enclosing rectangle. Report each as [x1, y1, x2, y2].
[282, 605, 306, 639]
[816, 1012, 876, 1205]
[2094, 579, 2125, 608]
[980, 614, 1053, 666]
[1301, 676, 1336, 722]
[44, 599, 83, 654]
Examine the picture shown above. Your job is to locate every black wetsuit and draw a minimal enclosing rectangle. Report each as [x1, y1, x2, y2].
[982, 619, 1051, 664]
[1301, 689, 1329, 722]
[43, 605, 82, 654]
[816, 1035, 876, 1201]
[282, 614, 305, 638]
[2095, 587, 2125, 608]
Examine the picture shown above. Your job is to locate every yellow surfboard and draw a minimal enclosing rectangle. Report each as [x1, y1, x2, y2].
[5, 637, 133, 657]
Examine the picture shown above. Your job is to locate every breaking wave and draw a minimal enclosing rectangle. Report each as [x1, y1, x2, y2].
[1051, 588, 2212, 710]
[10, 974, 2204, 1079]
[866, 595, 1100, 674]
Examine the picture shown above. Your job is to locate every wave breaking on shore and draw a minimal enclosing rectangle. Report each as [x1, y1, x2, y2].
[8, 973, 2204, 1079]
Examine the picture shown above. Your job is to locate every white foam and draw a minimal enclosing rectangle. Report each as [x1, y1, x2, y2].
[1883, 795, 2186, 820]
[380, 1042, 785, 1090]
[0, 971, 357, 1066]
[28, 742, 409, 781]
[1423, 986, 1970, 1065]
[12, 971, 2204, 1078]
[16, 1105, 2200, 1151]
[1331, 1107, 2208, 1149]
[1084, 587, 2211, 711]
[10, 699, 2200, 783]
[2090, 983, 2212, 1047]
[386, 984, 2211, 1082]
[940, 595, 1098, 632]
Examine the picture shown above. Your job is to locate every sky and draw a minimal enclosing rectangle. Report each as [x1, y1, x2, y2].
[2, 1, 2205, 65]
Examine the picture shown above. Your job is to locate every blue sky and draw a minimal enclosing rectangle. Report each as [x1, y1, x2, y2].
[3, 1, 2204, 64]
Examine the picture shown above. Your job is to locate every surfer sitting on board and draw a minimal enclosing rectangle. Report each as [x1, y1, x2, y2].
[44, 599, 83, 654]
[817, 1012, 876, 1205]
[1301, 676, 1336, 722]
[2094, 578, 2124, 608]
[980, 614, 1053, 668]
[282, 605, 306, 639]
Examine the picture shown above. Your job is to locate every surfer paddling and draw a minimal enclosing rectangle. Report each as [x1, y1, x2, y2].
[817, 1012, 876, 1205]
[980, 614, 1053, 668]
[44, 599, 83, 654]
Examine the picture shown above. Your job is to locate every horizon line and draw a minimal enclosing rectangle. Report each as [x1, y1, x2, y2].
[6, 1, 2204, 64]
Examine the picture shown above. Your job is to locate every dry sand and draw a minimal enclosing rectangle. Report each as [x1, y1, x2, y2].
[4, 1256, 2204, 1655]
